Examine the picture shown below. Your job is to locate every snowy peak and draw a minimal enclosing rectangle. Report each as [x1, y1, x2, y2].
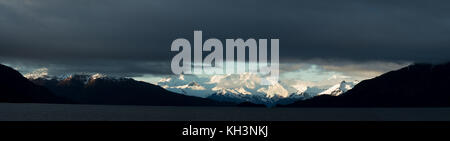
[24, 68, 50, 80]
[175, 81, 207, 90]
[318, 81, 358, 96]
[286, 86, 326, 100]
[157, 75, 214, 98]
[187, 81, 201, 87]
[256, 83, 289, 98]
[212, 87, 252, 95]
[32, 73, 127, 87]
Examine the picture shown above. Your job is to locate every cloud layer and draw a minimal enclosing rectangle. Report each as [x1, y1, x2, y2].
[0, 0, 445, 77]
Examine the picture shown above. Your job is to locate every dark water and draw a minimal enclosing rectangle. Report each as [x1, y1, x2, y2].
[1, 103, 450, 121]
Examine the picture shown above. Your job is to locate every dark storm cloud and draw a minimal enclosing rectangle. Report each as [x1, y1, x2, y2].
[1, 0, 450, 75]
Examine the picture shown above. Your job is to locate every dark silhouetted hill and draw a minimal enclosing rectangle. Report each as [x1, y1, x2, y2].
[0, 64, 70, 103]
[284, 63, 450, 107]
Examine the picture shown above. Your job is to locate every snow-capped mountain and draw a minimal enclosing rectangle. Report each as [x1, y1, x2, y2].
[289, 86, 326, 99]
[164, 81, 213, 98]
[156, 74, 348, 106]
[157, 75, 215, 98]
[59, 74, 108, 85]
[318, 80, 358, 96]
[158, 74, 295, 97]
[24, 68, 114, 85]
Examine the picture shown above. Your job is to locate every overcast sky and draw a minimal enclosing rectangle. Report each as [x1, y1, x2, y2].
[0, 0, 447, 84]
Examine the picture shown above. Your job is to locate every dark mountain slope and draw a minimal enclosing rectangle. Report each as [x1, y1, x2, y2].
[31, 75, 227, 106]
[285, 63, 450, 107]
[0, 64, 70, 103]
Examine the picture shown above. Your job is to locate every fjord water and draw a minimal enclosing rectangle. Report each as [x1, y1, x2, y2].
[1, 103, 450, 121]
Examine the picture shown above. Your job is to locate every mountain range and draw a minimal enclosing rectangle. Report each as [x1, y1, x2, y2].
[30, 74, 227, 106]
[2, 62, 450, 107]
[157, 74, 357, 106]
[0, 64, 226, 106]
